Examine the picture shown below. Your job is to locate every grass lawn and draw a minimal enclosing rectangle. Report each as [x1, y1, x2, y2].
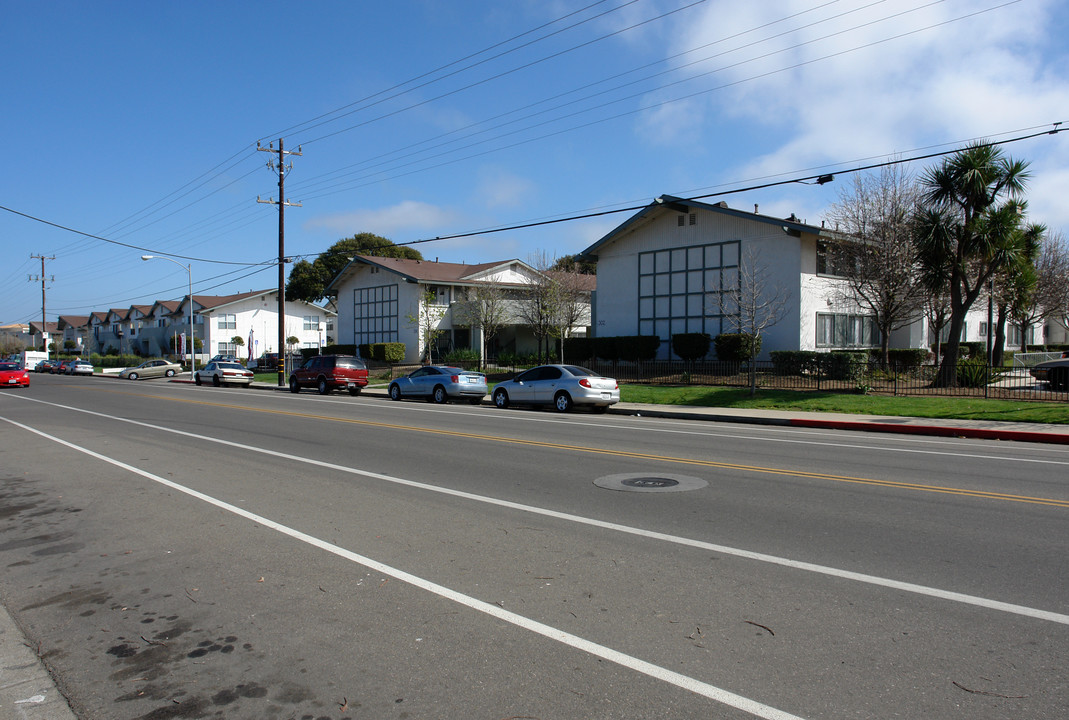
[620, 385, 1069, 424]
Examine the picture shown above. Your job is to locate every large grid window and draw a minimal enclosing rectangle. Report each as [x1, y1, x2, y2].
[816, 313, 880, 348]
[303, 315, 320, 331]
[353, 284, 399, 345]
[217, 342, 237, 356]
[638, 241, 740, 356]
[217, 314, 236, 330]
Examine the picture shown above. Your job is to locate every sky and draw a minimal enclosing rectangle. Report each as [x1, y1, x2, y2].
[2, 0, 1067, 326]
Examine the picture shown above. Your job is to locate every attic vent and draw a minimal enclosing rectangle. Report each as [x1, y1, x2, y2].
[677, 215, 684, 227]
[677, 213, 697, 227]
[689, 213, 696, 226]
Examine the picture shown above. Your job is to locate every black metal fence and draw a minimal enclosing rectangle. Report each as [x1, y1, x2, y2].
[392, 358, 1069, 402]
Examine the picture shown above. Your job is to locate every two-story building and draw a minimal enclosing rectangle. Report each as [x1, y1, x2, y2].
[326, 255, 593, 363]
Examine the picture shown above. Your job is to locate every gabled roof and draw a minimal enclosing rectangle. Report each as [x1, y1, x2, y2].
[57, 315, 90, 330]
[579, 194, 833, 259]
[28, 320, 60, 334]
[325, 255, 546, 293]
[104, 307, 131, 323]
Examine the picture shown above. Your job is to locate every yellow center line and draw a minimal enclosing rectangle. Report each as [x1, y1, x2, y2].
[80, 386, 1069, 509]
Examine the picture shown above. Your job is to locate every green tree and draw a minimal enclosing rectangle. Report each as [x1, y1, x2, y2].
[286, 233, 423, 303]
[914, 142, 1032, 386]
[551, 254, 596, 275]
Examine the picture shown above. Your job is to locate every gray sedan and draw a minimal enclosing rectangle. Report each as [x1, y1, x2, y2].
[388, 365, 488, 404]
[118, 359, 183, 380]
[1029, 353, 1069, 391]
[491, 364, 619, 413]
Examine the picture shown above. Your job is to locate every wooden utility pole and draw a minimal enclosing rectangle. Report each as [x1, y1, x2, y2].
[257, 139, 302, 386]
[29, 254, 55, 356]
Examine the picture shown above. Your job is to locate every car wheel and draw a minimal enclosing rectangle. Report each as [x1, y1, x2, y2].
[194, 375, 202, 386]
[433, 385, 448, 404]
[493, 389, 510, 409]
[348, 387, 361, 396]
[317, 377, 330, 395]
[289, 377, 300, 393]
[212, 375, 221, 387]
[128, 372, 139, 380]
[165, 369, 176, 377]
[554, 392, 573, 413]
[389, 384, 402, 401]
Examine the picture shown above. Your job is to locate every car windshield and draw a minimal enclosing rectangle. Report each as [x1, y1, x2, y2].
[0, 363, 17, 370]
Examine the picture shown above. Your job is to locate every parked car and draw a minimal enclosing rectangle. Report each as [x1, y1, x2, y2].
[208, 355, 244, 365]
[289, 355, 368, 395]
[54, 359, 74, 374]
[0, 362, 30, 388]
[388, 365, 488, 405]
[34, 359, 60, 373]
[492, 364, 619, 413]
[1029, 352, 1069, 391]
[69, 360, 95, 376]
[195, 361, 254, 387]
[118, 359, 183, 380]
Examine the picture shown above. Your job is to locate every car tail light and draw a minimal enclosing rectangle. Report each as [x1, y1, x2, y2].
[451, 375, 460, 383]
[579, 378, 591, 388]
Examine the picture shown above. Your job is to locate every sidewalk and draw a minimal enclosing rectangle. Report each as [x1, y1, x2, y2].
[0, 603, 76, 720]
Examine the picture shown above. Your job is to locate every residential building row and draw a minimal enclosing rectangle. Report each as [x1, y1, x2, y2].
[322, 195, 1066, 363]
[7, 290, 335, 361]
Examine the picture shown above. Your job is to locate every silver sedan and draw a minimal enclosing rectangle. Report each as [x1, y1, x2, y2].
[491, 364, 619, 413]
[388, 365, 488, 404]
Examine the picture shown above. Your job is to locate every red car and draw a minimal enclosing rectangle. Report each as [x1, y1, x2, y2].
[288, 355, 368, 395]
[0, 361, 30, 388]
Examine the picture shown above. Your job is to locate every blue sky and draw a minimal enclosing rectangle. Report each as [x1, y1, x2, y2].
[3, 0, 1067, 326]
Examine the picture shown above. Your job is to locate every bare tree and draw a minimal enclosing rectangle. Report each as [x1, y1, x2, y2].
[824, 166, 926, 367]
[709, 245, 790, 395]
[1010, 229, 1069, 355]
[546, 270, 590, 364]
[406, 287, 447, 363]
[457, 281, 508, 368]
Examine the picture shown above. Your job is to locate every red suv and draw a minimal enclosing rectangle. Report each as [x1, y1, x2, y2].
[288, 355, 368, 396]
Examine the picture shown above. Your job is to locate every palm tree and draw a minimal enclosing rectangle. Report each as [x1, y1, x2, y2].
[914, 142, 1032, 386]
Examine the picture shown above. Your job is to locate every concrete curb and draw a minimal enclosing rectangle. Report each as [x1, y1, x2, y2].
[0, 601, 77, 720]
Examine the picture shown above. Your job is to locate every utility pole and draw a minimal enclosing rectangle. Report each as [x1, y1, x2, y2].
[29, 254, 55, 357]
[258, 138, 302, 387]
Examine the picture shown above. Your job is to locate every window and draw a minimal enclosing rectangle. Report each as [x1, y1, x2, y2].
[979, 322, 988, 337]
[303, 315, 320, 331]
[218, 314, 236, 330]
[218, 342, 237, 356]
[816, 313, 880, 348]
[428, 285, 451, 305]
[638, 240, 740, 357]
[353, 284, 399, 345]
[1008, 324, 1035, 347]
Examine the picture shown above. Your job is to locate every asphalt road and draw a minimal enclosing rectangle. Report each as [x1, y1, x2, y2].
[1, 374, 1067, 719]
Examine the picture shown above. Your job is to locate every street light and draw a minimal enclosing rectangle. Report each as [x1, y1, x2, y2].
[142, 255, 195, 380]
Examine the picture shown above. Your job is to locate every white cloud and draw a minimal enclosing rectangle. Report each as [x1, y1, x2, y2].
[305, 200, 463, 237]
[474, 167, 536, 208]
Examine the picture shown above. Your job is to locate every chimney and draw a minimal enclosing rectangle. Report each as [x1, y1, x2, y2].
[754, 204, 759, 214]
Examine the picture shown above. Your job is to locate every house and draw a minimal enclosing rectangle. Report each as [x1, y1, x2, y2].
[326, 255, 593, 363]
[57, 315, 90, 353]
[0, 323, 32, 349]
[580, 194, 1048, 360]
[27, 320, 61, 352]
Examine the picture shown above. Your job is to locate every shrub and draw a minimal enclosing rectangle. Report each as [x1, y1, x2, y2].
[886, 348, 929, 369]
[443, 348, 480, 363]
[369, 342, 405, 363]
[672, 333, 710, 361]
[618, 335, 660, 361]
[563, 337, 594, 362]
[593, 336, 618, 360]
[714, 333, 761, 362]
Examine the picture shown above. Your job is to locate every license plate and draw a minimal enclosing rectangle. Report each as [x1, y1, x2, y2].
[347, 382, 355, 387]
[7, 379, 16, 384]
[601, 392, 611, 399]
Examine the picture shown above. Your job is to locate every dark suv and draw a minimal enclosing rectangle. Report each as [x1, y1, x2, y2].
[288, 355, 369, 396]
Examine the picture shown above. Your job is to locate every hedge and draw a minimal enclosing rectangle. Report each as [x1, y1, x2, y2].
[769, 350, 867, 380]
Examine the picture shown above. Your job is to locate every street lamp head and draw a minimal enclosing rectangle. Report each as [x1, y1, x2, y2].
[141, 255, 153, 261]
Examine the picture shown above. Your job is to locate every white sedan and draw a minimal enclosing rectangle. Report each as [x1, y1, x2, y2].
[491, 364, 619, 413]
[195, 361, 254, 387]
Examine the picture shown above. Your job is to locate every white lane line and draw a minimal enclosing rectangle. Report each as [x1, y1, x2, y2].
[6, 395, 1069, 627]
[0, 415, 805, 720]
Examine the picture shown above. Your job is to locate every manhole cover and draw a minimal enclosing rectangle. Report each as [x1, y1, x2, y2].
[594, 473, 707, 493]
